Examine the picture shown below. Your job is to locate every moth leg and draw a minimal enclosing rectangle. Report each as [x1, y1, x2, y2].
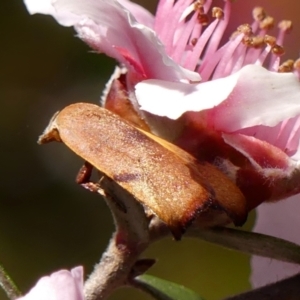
[81, 182, 102, 193]
[76, 161, 93, 184]
[76, 164, 127, 213]
[76, 161, 101, 192]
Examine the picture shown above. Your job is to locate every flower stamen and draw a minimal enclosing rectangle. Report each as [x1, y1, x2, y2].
[293, 59, 300, 80]
[212, 7, 224, 20]
[252, 6, 266, 22]
[264, 35, 277, 47]
[278, 59, 294, 73]
[259, 15, 275, 31]
[271, 45, 285, 56]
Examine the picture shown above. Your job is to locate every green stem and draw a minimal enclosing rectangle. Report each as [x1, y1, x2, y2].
[187, 227, 300, 264]
[0, 264, 21, 300]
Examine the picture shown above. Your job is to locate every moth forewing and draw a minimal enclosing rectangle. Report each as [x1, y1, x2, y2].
[38, 102, 247, 239]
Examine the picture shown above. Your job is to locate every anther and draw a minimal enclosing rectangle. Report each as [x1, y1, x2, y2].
[278, 59, 294, 73]
[294, 59, 300, 71]
[242, 36, 253, 47]
[264, 35, 276, 47]
[259, 16, 275, 30]
[212, 7, 224, 20]
[198, 13, 209, 26]
[250, 36, 265, 48]
[252, 7, 266, 22]
[278, 20, 293, 33]
[191, 38, 198, 46]
[194, 1, 204, 11]
[197, 0, 206, 5]
[237, 24, 253, 36]
[271, 45, 285, 56]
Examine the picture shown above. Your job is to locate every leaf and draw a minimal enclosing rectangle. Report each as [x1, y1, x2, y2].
[134, 274, 205, 300]
[188, 227, 300, 264]
[224, 272, 300, 300]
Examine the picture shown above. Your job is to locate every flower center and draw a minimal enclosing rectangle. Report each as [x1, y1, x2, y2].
[154, 0, 299, 81]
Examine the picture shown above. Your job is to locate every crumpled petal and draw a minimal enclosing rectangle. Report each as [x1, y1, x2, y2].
[24, 0, 200, 82]
[136, 65, 300, 131]
[234, 114, 300, 160]
[251, 197, 300, 288]
[17, 266, 84, 300]
[135, 74, 237, 119]
[117, 0, 154, 28]
[222, 133, 295, 172]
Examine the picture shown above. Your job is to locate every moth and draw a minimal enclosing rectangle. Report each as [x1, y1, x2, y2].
[38, 103, 247, 239]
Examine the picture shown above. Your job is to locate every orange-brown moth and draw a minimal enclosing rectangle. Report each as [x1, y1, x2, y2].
[38, 102, 247, 239]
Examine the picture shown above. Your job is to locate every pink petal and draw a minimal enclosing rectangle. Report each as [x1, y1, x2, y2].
[117, 0, 154, 28]
[23, 0, 153, 27]
[208, 66, 300, 132]
[135, 74, 238, 119]
[222, 133, 294, 171]
[235, 115, 300, 160]
[17, 267, 84, 300]
[24, 0, 81, 26]
[24, 0, 199, 82]
[251, 197, 300, 288]
[136, 65, 300, 130]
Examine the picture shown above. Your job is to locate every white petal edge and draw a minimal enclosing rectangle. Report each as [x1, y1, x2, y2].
[117, 0, 154, 28]
[135, 71, 239, 119]
[23, 0, 155, 27]
[23, 0, 81, 26]
[24, 0, 54, 15]
[251, 197, 300, 288]
[136, 65, 300, 131]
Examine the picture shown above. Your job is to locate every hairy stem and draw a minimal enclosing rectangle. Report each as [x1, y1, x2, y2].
[84, 233, 147, 300]
[83, 176, 151, 300]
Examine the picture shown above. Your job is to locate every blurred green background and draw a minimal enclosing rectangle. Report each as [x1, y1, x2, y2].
[1, 0, 300, 299]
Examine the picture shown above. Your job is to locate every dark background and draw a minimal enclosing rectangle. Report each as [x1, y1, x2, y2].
[1, 1, 300, 299]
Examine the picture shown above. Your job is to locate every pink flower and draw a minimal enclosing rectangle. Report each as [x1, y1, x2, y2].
[17, 267, 84, 300]
[24, 0, 300, 288]
[23, 0, 199, 83]
[23, 0, 300, 212]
